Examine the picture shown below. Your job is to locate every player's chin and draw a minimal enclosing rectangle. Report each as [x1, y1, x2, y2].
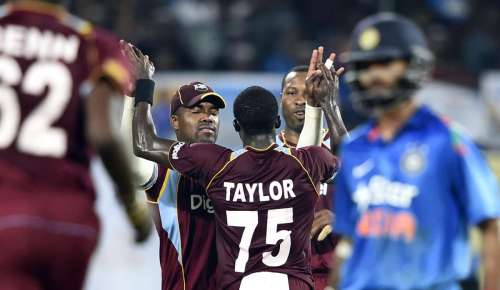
[292, 119, 304, 132]
[196, 132, 217, 144]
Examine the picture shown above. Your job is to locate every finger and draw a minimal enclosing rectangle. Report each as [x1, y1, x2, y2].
[335, 67, 345, 76]
[325, 53, 335, 69]
[125, 43, 141, 60]
[317, 225, 333, 241]
[124, 45, 139, 62]
[313, 72, 323, 89]
[309, 70, 322, 85]
[130, 44, 145, 59]
[307, 49, 318, 78]
[317, 46, 324, 66]
[319, 62, 334, 83]
[310, 222, 322, 238]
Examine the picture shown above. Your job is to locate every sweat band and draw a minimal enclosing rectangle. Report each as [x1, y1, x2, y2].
[134, 79, 155, 106]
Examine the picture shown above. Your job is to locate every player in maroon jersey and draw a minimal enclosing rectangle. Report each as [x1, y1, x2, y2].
[120, 42, 226, 290]
[278, 48, 348, 289]
[0, 1, 151, 289]
[125, 42, 344, 289]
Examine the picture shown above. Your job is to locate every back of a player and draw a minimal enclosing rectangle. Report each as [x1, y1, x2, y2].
[0, 2, 129, 289]
[207, 145, 338, 290]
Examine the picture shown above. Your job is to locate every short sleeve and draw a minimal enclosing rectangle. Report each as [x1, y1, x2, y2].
[449, 131, 500, 225]
[91, 29, 132, 94]
[168, 142, 232, 188]
[145, 165, 167, 203]
[293, 146, 340, 184]
[333, 161, 357, 237]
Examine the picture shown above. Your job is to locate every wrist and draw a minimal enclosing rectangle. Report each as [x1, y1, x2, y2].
[305, 103, 322, 119]
[134, 79, 155, 106]
[321, 101, 337, 114]
[306, 99, 321, 107]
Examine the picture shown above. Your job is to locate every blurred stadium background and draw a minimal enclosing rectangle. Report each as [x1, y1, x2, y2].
[2, 0, 497, 289]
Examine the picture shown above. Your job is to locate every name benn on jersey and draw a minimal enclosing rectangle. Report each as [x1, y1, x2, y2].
[224, 180, 296, 203]
[0, 25, 80, 62]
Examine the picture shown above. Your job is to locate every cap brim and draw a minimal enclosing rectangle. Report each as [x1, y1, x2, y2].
[186, 92, 227, 109]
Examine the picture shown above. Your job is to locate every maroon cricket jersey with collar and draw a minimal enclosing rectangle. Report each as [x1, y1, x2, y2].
[168, 142, 339, 290]
[145, 166, 218, 290]
[277, 132, 340, 278]
[0, 2, 131, 196]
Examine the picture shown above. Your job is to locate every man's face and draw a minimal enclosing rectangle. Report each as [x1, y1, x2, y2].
[357, 59, 408, 93]
[281, 71, 307, 133]
[171, 101, 220, 143]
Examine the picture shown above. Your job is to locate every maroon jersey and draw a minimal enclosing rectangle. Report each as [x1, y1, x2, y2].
[277, 132, 339, 282]
[168, 142, 339, 290]
[145, 166, 218, 290]
[0, 2, 131, 196]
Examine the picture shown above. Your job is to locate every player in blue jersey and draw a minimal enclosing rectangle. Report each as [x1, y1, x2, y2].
[325, 13, 500, 290]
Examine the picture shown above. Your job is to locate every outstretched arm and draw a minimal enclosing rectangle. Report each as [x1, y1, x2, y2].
[133, 101, 175, 168]
[297, 48, 324, 148]
[86, 79, 151, 243]
[120, 41, 177, 168]
[121, 94, 157, 188]
[306, 49, 347, 154]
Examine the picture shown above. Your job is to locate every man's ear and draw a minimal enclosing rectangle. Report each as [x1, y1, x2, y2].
[233, 119, 240, 132]
[275, 115, 281, 128]
[171, 115, 180, 130]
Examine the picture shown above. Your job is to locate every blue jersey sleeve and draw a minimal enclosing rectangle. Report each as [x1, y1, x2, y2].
[449, 129, 500, 225]
[333, 151, 358, 237]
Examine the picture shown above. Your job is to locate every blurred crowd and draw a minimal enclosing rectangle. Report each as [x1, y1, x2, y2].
[60, 0, 499, 87]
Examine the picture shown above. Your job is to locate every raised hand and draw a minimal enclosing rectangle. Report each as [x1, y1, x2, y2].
[306, 46, 344, 108]
[120, 40, 155, 81]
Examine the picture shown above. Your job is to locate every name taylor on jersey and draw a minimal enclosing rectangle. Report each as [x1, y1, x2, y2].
[224, 180, 297, 203]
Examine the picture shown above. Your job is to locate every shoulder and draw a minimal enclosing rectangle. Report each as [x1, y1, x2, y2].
[340, 122, 372, 151]
[292, 146, 339, 165]
[59, 13, 94, 38]
[294, 145, 330, 155]
[421, 107, 475, 154]
[171, 142, 232, 159]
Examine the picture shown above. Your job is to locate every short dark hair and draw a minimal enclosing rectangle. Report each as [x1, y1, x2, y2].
[281, 65, 308, 89]
[234, 86, 278, 136]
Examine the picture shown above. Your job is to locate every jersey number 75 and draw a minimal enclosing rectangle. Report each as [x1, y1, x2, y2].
[227, 208, 293, 273]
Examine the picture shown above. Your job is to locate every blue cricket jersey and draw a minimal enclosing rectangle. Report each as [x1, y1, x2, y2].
[334, 105, 500, 290]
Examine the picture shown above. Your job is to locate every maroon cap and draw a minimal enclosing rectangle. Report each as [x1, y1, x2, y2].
[170, 82, 226, 115]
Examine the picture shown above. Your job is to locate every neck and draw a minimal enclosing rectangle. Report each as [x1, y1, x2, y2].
[242, 133, 276, 149]
[377, 99, 418, 141]
[283, 127, 301, 145]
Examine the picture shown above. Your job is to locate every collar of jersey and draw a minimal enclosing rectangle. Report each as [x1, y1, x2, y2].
[9, 0, 65, 19]
[244, 143, 278, 152]
[366, 105, 430, 143]
[279, 129, 330, 149]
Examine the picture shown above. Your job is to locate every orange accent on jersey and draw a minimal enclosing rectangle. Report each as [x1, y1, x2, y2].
[357, 209, 416, 242]
[101, 59, 129, 88]
[9, 0, 65, 19]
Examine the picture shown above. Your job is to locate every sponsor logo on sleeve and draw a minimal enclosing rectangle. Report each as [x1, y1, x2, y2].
[171, 142, 185, 160]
